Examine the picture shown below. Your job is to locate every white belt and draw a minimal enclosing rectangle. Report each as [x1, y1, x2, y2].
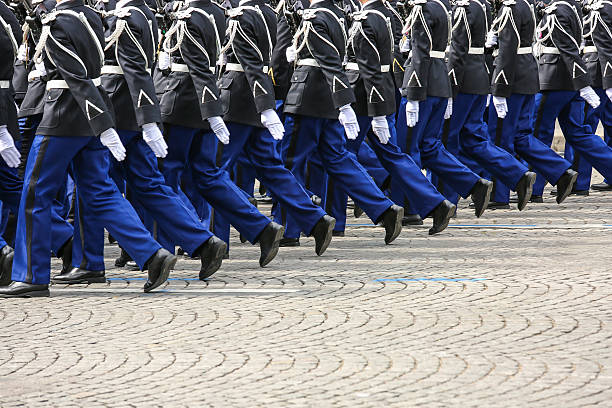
[0, 80, 9, 89]
[225, 63, 268, 73]
[345, 62, 390, 72]
[517, 46, 533, 55]
[582, 46, 598, 54]
[171, 63, 189, 72]
[430, 50, 445, 58]
[468, 47, 484, 55]
[297, 58, 320, 68]
[540, 46, 560, 55]
[101, 65, 124, 75]
[46, 77, 101, 90]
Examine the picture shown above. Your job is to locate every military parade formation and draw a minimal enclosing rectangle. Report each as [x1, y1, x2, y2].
[0, 0, 610, 297]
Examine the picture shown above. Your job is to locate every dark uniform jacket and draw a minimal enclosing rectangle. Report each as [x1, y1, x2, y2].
[347, 0, 396, 117]
[382, 0, 406, 87]
[401, 0, 452, 101]
[160, 0, 226, 129]
[537, 0, 590, 91]
[590, 0, 612, 89]
[0, 1, 22, 139]
[102, 0, 161, 131]
[218, 0, 277, 127]
[284, 0, 356, 119]
[582, 6, 601, 88]
[490, 0, 539, 96]
[447, 0, 491, 96]
[35, 0, 115, 136]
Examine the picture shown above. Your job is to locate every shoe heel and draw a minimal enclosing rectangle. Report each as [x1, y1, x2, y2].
[27, 290, 50, 298]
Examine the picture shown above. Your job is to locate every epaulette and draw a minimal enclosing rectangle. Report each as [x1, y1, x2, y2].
[302, 8, 317, 20]
[227, 7, 243, 17]
[352, 10, 367, 20]
[544, 3, 557, 13]
[41, 10, 57, 24]
[409, 0, 427, 4]
[502, 0, 516, 5]
[112, 8, 132, 18]
[455, 0, 469, 6]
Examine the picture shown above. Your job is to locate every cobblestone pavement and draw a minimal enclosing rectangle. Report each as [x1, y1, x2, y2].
[1, 174, 612, 408]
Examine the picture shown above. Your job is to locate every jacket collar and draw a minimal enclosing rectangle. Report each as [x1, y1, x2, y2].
[56, 0, 84, 11]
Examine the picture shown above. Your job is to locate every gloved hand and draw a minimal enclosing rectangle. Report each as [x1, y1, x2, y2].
[208, 116, 230, 144]
[371, 116, 390, 144]
[492, 95, 508, 119]
[338, 104, 360, 140]
[607, 88, 612, 103]
[486, 94, 491, 107]
[485, 31, 498, 48]
[142, 122, 168, 158]
[0, 126, 21, 168]
[100, 128, 127, 161]
[261, 109, 285, 140]
[405, 100, 419, 127]
[158, 51, 171, 71]
[35, 60, 46, 77]
[444, 98, 453, 119]
[286, 45, 297, 63]
[27, 69, 42, 82]
[399, 37, 410, 53]
[580, 86, 600, 109]
[17, 44, 27, 61]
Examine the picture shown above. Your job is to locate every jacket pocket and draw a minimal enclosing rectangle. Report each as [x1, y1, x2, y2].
[285, 69, 309, 106]
[42, 89, 63, 128]
[540, 54, 559, 64]
[218, 75, 234, 115]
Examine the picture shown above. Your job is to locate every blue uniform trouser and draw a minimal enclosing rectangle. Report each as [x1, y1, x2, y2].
[218, 122, 326, 240]
[281, 114, 393, 236]
[532, 90, 612, 196]
[562, 87, 612, 189]
[329, 114, 443, 231]
[162, 124, 270, 246]
[443, 93, 528, 202]
[396, 96, 480, 211]
[13, 135, 161, 284]
[357, 141, 390, 189]
[486, 93, 571, 202]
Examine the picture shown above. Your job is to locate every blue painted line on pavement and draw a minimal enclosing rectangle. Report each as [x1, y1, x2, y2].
[106, 277, 203, 281]
[374, 277, 487, 282]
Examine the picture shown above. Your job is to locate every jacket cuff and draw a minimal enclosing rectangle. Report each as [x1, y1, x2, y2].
[572, 74, 591, 91]
[136, 106, 162, 128]
[254, 95, 276, 114]
[367, 103, 389, 117]
[404, 87, 427, 102]
[602, 75, 612, 90]
[491, 84, 512, 98]
[90, 112, 115, 136]
[332, 88, 356, 109]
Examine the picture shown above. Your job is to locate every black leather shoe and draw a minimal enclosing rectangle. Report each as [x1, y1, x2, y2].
[353, 204, 364, 219]
[279, 237, 300, 247]
[0, 245, 14, 286]
[57, 239, 73, 276]
[311, 215, 336, 256]
[258, 222, 284, 267]
[402, 214, 423, 226]
[108, 234, 116, 244]
[331, 230, 344, 237]
[429, 200, 455, 235]
[592, 182, 612, 191]
[115, 248, 139, 270]
[0, 281, 49, 298]
[530, 195, 543, 203]
[488, 201, 511, 209]
[470, 179, 493, 217]
[380, 205, 403, 244]
[550, 188, 589, 196]
[52, 268, 105, 284]
[198, 236, 227, 280]
[223, 253, 229, 260]
[144, 248, 177, 293]
[311, 195, 322, 207]
[515, 171, 536, 211]
[555, 169, 578, 204]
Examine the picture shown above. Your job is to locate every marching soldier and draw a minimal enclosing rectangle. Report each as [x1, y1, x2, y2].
[530, 0, 612, 199]
[0, 0, 177, 297]
[397, 0, 493, 217]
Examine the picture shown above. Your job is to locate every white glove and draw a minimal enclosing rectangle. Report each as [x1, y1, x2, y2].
[0, 126, 21, 168]
[580, 86, 600, 109]
[405, 100, 419, 127]
[485, 31, 498, 48]
[399, 37, 410, 53]
[27, 69, 42, 82]
[35, 61, 46, 77]
[158, 51, 171, 71]
[607, 88, 612, 103]
[142, 122, 168, 158]
[17, 44, 27, 62]
[285, 45, 297, 63]
[444, 98, 453, 119]
[208, 116, 230, 144]
[486, 94, 491, 107]
[371, 116, 390, 144]
[260, 109, 285, 140]
[492, 96, 508, 119]
[338, 104, 360, 140]
[100, 128, 127, 162]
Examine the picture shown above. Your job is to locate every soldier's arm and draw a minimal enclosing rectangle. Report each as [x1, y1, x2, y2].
[447, 1, 470, 97]
[402, 3, 432, 101]
[491, 4, 518, 97]
[550, 7, 590, 89]
[592, 4, 612, 89]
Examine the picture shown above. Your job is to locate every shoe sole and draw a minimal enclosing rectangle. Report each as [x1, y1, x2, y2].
[517, 174, 536, 211]
[316, 218, 336, 256]
[260, 226, 285, 267]
[144, 256, 177, 293]
[429, 205, 455, 235]
[557, 172, 578, 204]
[385, 208, 404, 245]
[199, 242, 227, 280]
[0, 289, 50, 298]
[279, 241, 300, 247]
[51, 277, 106, 284]
[474, 183, 493, 218]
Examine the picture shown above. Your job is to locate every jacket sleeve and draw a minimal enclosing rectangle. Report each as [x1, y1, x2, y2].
[447, 3, 470, 97]
[402, 4, 432, 101]
[550, 6, 590, 90]
[491, 4, 518, 97]
[306, 17, 356, 108]
[116, 12, 161, 126]
[182, 15, 224, 119]
[353, 16, 389, 116]
[47, 21, 115, 135]
[231, 12, 276, 113]
[593, 4, 612, 89]
[0, 5, 22, 128]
